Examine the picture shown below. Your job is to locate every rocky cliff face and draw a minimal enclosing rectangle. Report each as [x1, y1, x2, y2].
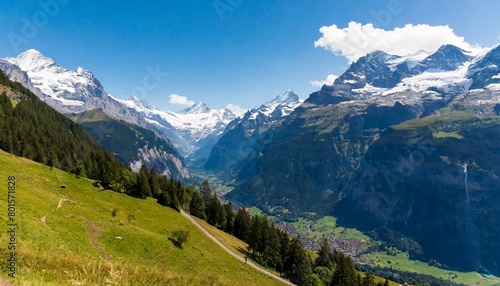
[73, 109, 190, 179]
[227, 99, 417, 212]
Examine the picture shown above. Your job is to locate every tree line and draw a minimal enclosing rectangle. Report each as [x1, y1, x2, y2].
[184, 180, 391, 286]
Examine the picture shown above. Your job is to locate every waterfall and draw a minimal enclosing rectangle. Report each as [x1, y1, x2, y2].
[464, 164, 469, 203]
[462, 163, 486, 271]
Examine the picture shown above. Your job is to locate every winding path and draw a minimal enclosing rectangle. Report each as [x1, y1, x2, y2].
[180, 210, 296, 286]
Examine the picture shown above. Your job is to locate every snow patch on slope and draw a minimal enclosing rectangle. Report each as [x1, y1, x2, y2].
[387, 63, 472, 95]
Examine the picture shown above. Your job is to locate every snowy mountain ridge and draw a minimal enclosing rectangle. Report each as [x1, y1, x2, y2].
[5, 49, 99, 108]
[241, 89, 302, 122]
[204, 89, 302, 172]
[0, 49, 237, 160]
[309, 43, 500, 114]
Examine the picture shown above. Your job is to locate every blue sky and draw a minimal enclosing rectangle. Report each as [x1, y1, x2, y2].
[1, 0, 500, 112]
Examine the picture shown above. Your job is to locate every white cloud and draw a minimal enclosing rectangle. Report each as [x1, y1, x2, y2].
[226, 103, 246, 117]
[315, 22, 481, 62]
[310, 73, 339, 87]
[169, 94, 195, 106]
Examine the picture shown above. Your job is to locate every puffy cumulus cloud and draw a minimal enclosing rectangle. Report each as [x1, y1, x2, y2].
[226, 103, 246, 117]
[169, 94, 195, 106]
[315, 22, 481, 62]
[310, 73, 339, 87]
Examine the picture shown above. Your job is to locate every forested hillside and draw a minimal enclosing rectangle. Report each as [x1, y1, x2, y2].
[0, 70, 124, 187]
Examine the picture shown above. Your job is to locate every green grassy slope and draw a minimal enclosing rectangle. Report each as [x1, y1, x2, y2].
[0, 150, 284, 286]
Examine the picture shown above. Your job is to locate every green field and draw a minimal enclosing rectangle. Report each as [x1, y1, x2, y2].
[308, 216, 370, 241]
[0, 150, 284, 285]
[367, 251, 500, 286]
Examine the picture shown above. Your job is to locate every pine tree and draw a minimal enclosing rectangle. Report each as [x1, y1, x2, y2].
[206, 193, 226, 228]
[166, 183, 180, 211]
[362, 272, 375, 286]
[216, 199, 227, 229]
[122, 169, 137, 194]
[175, 179, 185, 208]
[315, 266, 334, 286]
[0, 91, 13, 117]
[256, 216, 271, 259]
[74, 160, 86, 178]
[285, 238, 315, 285]
[157, 191, 171, 207]
[331, 253, 357, 286]
[134, 164, 152, 199]
[315, 238, 334, 269]
[223, 202, 235, 234]
[183, 184, 196, 210]
[99, 153, 121, 189]
[148, 167, 162, 198]
[264, 224, 282, 270]
[233, 207, 251, 240]
[169, 192, 181, 212]
[200, 180, 213, 211]
[189, 191, 207, 220]
[276, 230, 290, 275]
[248, 215, 263, 256]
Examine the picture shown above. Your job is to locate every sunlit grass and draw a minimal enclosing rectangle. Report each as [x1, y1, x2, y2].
[433, 131, 464, 139]
[0, 150, 284, 285]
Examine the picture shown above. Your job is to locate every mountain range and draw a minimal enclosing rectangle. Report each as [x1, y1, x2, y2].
[0, 50, 238, 178]
[226, 44, 500, 274]
[0, 49, 304, 174]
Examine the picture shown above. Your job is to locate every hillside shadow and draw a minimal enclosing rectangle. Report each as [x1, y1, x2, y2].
[237, 247, 249, 256]
[168, 237, 183, 249]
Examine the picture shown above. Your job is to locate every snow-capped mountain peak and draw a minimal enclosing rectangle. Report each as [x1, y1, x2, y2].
[272, 89, 299, 105]
[412, 44, 472, 73]
[306, 43, 500, 114]
[466, 44, 500, 89]
[179, 102, 211, 114]
[12, 49, 56, 71]
[0, 50, 192, 179]
[204, 90, 303, 171]
[237, 90, 302, 122]
[4, 49, 106, 109]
